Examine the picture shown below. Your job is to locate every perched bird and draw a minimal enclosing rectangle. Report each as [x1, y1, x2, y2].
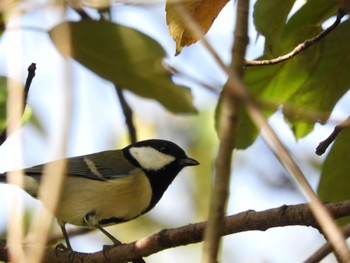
[0, 139, 199, 250]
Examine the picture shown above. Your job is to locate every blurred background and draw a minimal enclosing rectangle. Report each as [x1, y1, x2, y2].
[0, 0, 349, 262]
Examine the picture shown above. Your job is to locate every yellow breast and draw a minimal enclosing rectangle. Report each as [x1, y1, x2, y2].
[52, 169, 152, 226]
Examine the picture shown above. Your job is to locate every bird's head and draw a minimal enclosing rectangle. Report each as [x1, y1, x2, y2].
[123, 139, 199, 213]
[123, 139, 199, 173]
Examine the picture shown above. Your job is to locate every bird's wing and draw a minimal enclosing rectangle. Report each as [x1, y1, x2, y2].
[24, 150, 137, 181]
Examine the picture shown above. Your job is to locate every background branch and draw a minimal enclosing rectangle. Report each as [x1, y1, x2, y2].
[80, 5, 138, 145]
[0, 63, 36, 146]
[316, 116, 350, 155]
[115, 86, 137, 144]
[306, 223, 350, 263]
[2, 200, 350, 263]
[245, 9, 345, 67]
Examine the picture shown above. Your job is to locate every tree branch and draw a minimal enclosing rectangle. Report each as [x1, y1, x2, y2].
[115, 87, 137, 144]
[316, 116, 350, 155]
[202, 0, 249, 262]
[245, 9, 345, 67]
[2, 200, 350, 263]
[306, 223, 350, 263]
[0, 62, 36, 146]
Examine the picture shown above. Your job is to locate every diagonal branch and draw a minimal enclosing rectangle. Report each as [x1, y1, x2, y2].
[245, 9, 345, 67]
[306, 223, 350, 263]
[2, 200, 350, 263]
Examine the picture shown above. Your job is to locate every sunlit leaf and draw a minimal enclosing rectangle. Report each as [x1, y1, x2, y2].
[280, 0, 337, 51]
[166, 0, 229, 55]
[231, 0, 343, 149]
[49, 20, 197, 113]
[318, 130, 350, 202]
[253, 0, 296, 57]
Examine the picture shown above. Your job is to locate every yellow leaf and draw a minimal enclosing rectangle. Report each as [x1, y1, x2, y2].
[166, 0, 229, 55]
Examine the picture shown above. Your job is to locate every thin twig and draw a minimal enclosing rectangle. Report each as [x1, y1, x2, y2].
[115, 87, 137, 144]
[201, 0, 249, 262]
[23, 63, 36, 105]
[162, 61, 221, 94]
[70, 2, 138, 144]
[316, 116, 350, 156]
[245, 9, 345, 67]
[89, 6, 137, 145]
[0, 62, 36, 146]
[306, 223, 350, 263]
[70, 6, 91, 20]
[98, 8, 112, 21]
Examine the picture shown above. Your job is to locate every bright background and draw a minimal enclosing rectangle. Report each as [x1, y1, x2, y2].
[0, 1, 349, 262]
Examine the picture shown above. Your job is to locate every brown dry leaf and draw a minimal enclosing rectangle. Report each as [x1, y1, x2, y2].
[166, 0, 230, 55]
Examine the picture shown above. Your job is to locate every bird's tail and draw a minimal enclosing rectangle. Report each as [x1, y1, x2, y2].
[0, 172, 39, 197]
[0, 172, 7, 183]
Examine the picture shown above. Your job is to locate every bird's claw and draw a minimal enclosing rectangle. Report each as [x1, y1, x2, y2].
[55, 243, 70, 253]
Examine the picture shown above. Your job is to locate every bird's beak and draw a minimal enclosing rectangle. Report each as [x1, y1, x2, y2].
[179, 157, 200, 167]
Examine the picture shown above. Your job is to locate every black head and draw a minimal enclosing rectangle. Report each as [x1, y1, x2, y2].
[123, 139, 199, 172]
[123, 139, 199, 212]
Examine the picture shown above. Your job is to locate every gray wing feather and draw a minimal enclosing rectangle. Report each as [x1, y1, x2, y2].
[23, 150, 136, 181]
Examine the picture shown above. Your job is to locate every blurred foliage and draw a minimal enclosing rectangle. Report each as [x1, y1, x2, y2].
[318, 129, 350, 225]
[0, 12, 4, 37]
[49, 20, 197, 114]
[253, 0, 296, 57]
[318, 130, 350, 202]
[187, 111, 218, 219]
[0, 77, 36, 135]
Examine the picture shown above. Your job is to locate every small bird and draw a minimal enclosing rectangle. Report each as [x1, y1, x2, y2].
[0, 139, 199, 250]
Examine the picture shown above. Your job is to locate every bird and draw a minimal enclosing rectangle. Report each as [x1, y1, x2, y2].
[0, 139, 199, 250]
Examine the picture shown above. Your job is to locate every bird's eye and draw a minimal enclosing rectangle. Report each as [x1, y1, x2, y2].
[159, 146, 168, 153]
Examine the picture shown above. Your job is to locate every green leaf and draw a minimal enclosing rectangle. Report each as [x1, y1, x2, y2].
[318, 130, 350, 202]
[287, 19, 350, 137]
[49, 20, 196, 113]
[280, 0, 337, 52]
[318, 127, 350, 226]
[233, 2, 345, 148]
[253, 0, 296, 57]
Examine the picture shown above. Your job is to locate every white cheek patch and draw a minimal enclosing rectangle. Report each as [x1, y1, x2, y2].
[129, 146, 175, 171]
